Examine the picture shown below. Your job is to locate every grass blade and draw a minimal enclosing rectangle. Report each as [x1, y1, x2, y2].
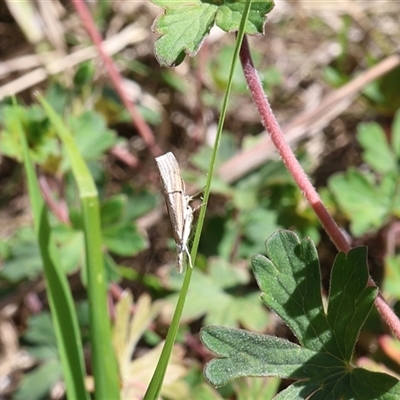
[14, 103, 89, 400]
[144, 1, 253, 398]
[38, 95, 120, 400]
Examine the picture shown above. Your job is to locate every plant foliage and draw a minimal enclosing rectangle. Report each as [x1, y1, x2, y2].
[201, 230, 400, 398]
[151, 0, 274, 66]
[329, 110, 400, 236]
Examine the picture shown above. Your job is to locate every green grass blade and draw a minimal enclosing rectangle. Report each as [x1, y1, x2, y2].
[14, 104, 89, 400]
[144, 1, 253, 398]
[191, 1, 252, 263]
[38, 96, 120, 400]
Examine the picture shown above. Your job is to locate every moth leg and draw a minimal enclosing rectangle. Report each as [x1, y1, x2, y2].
[184, 245, 193, 269]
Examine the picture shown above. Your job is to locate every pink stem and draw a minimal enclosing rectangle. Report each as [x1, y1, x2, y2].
[71, 0, 161, 157]
[239, 36, 349, 253]
[39, 175, 70, 224]
[239, 35, 400, 339]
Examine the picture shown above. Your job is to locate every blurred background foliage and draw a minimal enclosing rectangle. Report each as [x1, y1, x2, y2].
[0, 1, 400, 398]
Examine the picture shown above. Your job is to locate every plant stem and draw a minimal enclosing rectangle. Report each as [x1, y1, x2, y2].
[239, 36, 349, 253]
[71, 0, 161, 157]
[239, 35, 400, 340]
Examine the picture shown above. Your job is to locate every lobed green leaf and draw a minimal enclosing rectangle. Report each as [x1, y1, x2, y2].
[201, 231, 400, 398]
[152, 0, 274, 66]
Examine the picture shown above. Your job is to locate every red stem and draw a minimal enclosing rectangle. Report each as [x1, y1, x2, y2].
[239, 36, 349, 252]
[239, 35, 400, 339]
[39, 175, 70, 224]
[71, 0, 161, 157]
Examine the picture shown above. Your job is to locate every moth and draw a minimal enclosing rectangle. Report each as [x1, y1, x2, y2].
[155, 152, 194, 272]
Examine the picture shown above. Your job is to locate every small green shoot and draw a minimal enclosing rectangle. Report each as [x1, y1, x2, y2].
[201, 230, 400, 398]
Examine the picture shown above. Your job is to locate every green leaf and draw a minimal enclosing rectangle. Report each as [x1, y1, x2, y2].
[123, 187, 158, 220]
[73, 61, 95, 87]
[14, 359, 63, 400]
[100, 194, 127, 226]
[45, 82, 70, 115]
[18, 314, 70, 400]
[362, 66, 400, 115]
[166, 259, 269, 331]
[328, 168, 393, 236]
[0, 227, 43, 282]
[152, 0, 274, 66]
[0, 105, 58, 168]
[201, 231, 400, 397]
[233, 376, 280, 400]
[201, 326, 324, 387]
[52, 224, 85, 274]
[357, 122, 397, 174]
[254, 231, 331, 351]
[238, 208, 278, 257]
[190, 382, 225, 400]
[146, 4, 255, 398]
[39, 95, 120, 399]
[215, 0, 274, 34]
[17, 99, 90, 400]
[383, 255, 400, 299]
[24, 312, 58, 349]
[102, 223, 148, 256]
[152, 0, 217, 66]
[100, 194, 149, 256]
[62, 111, 117, 171]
